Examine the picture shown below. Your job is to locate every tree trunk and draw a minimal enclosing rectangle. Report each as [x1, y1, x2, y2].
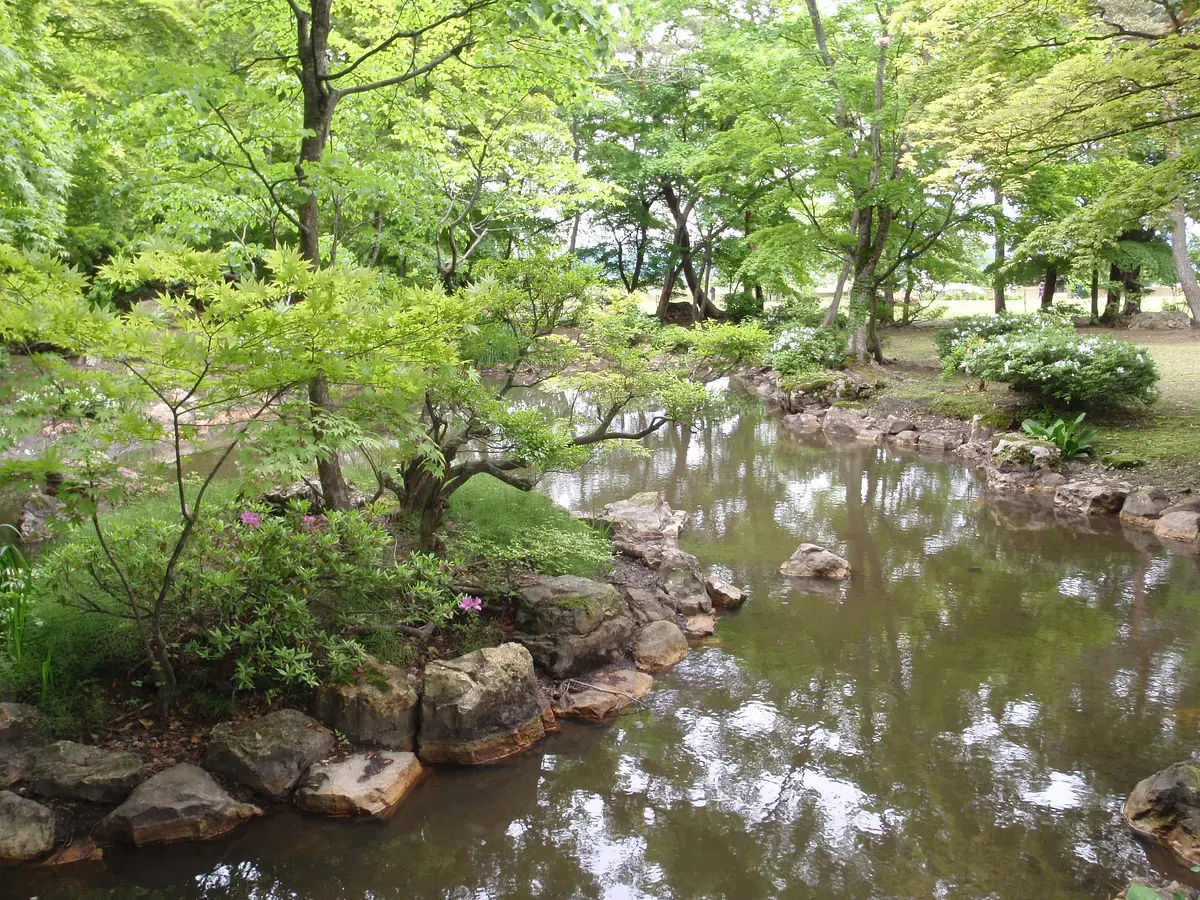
[822, 258, 852, 327]
[309, 373, 351, 510]
[880, 282, 895, 325]
[1103, 264, 1122, 321]
[993, 186, 1007, 313]
[1040, 264, 1057, 309]
[1171, 205, 1200, 323]
[1090, 267, 1099, 321]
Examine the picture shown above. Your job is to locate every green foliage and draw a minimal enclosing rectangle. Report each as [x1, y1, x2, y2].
[1020, 413, 1096, 458]
[0, 536, 32, 662]
[771, 326, 848, 378]
[959, 331, 1160, 409]
[934, 313, 1040, 373]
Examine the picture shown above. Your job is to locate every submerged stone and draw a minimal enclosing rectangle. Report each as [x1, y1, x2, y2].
[704, 575, 744, 609]
[294, 751, 424, 819]
[553, 669, 654, 721]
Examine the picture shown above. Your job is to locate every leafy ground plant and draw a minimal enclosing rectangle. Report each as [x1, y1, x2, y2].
[1021, 413, 1097, 458]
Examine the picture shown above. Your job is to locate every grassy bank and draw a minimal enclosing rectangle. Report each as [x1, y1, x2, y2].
[878, 326, 1200, 490]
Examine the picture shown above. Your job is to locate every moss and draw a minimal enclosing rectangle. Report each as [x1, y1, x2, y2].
[363, 665, 391, 693]
[1101, 452, 1146, 470]
[554, 596, 593, 611]
[831, 400, 865, 410]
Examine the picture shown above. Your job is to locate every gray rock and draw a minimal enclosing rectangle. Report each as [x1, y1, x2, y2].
[781, 413, 822, 432]
[96, 763, 262, 846]
[822, 407, 867, 437]
[0, 743, 36, 789]
[1156, 511, 1200, 544]
[204, 709, 335, 801]
[985, 467, 1068, 493]
[262, 480, 324, 512]
[657, 547, 712, 615]
[704, 575, 745, 609]
[0, 703, 40, 745]
[1053, 480, 1132, 516]
[623, 587, 673, 624]
[294, 751, 424, 819]
[954, 440, 989, 463]
[0, 791, 55, 862]
[892, 430, 919, 446]
[883, 415, 916, 435]
[856, 429, 885, 444]
[780, 543, 851, 579]
[1124, 760, 1200, 867]
[418, 644, 550, 765]
[683, 613, 716, 637]
[600, 492, 686, 545]
[632, 621, 689, 672]
[553, 669, 654, 721]
[312, 659, 419, 751]
[990, 435, 1061, 472]
[29, 741, 147, 803]
[917, 430, 965, 451]
[19, 492, 65, 542]
[1121, 486, 1173, 521]
[511, 576, 635, 678]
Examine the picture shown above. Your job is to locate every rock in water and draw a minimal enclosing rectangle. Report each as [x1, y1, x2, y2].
[632, 621, 689, 672]
[96, 763, 262, 846]
[683, 613, 716, 637]
[780, 544, 851, 579]
[822, 407, 867, 437]
[657, 548, 712, 614]
[553, 670, 654, 721]
[1121, 486, 1172, 523]
[29, 741, 147, 803]
[623, 587, 673, 624]
[0, 791, 55, 862]
[1124, 761, 1200, 867]
[312, 659, 419, 751]
[600, 492, 686, 550]
[1155, 509, 1200, 545]
[704, 576, 745, 609]
[204, 709, 335, 801]
[1053, 480, 1132, 516]
[418, 644, 550, 765]
[294, 751, 424, 819]
[510, 576, 635, 678]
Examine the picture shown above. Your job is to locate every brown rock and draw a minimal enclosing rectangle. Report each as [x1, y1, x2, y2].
[1156, 511, 1200, 544]
[294, 751, 423, 819]
[36, 839, 103, 867]
[553, 670, 654, 721]
[683, 613, 716, 637]
[632, 621, 689, 672]
[780, 543, 851, 579]
[883, 415, 916, 435]
[312, 659, 419, 750]
[892, 430, 919, 446]
[204, 709, 335, 801]
[704, 576, 745, 609]
[1124, 761, 1200, 868]
[1121, 486, 1172, 522]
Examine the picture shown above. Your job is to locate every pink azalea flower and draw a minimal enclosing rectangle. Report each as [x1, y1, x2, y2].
[457, 595, 483, 613]
[240, 511, 261, 527]
[874, 34, 891, 45]
[301, 514, 320, 531]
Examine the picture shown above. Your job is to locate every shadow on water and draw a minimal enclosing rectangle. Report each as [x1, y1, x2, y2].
[10, 401, 1200, 899]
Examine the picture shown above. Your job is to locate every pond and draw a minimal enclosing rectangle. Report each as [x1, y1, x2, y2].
[10, 397, 1200, 899]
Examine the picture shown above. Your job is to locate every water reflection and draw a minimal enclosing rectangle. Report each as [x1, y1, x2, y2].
[11, 402, 1200, 900]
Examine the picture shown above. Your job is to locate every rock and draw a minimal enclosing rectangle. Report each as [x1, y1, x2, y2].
[892, 430, 919, 447]
[990, 435, 1061, 472]
[683, 613, 716, 637]
[418, 644, 549, 765]
[600, 492, 687, 547]
[917, 430, 965, 451]
[312, 659, 419, 751]
[553, 670, 654, 721]
[985, 467, 1067, 493]
[1124, 761, 1200, 867]
[36, 838, 103, 867]
[623, 587, 673, 624]
[822, 407, 867, 437]
[969, 414, 993, 444]
[704, 576, 745, 609]
[657, 547, 712, 614]
[1053, 480, 1132, 516]
[883, 415, 916, 435]
[294, 751, 424, 819]
[855, 429, 885, 444]
[204, 709, 335, 801]
[0, 702, 39, 745]
[780, 543, 851, 579]
[954, 440, 989, 463]
[511, 575, 635, 678]
[18, 492, 65, 542]
[96, 763, 262, 846]
[0, 791, 55, 862]
[1165, 499, 1200, 514]
[1156, 511, 1200, 544]
[0, 743, 36, 789]
[1127, 311, 1194, 330]
[262, 480, 324, 513]
[780, 413, 822, 432]
[29, 741, 147, 803]
[632, 621, 689, 672]
[802, 405, 828, 418]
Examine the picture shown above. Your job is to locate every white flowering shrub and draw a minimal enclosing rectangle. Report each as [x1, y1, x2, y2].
[935, 313, 1054, 376]
[771, 326, 848, 377]
[958, 331, 1159, 408]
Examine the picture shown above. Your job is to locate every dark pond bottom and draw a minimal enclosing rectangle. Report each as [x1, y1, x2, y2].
[9, 403, 1200, 899]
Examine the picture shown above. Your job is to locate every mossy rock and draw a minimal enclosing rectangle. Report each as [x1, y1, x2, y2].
[1102, 452, 1146, 470]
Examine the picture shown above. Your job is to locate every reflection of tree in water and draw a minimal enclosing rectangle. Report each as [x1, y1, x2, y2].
[15, 401, 1200, 900]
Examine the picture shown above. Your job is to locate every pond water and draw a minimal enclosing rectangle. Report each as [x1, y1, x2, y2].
[10, 397, 1200, 899]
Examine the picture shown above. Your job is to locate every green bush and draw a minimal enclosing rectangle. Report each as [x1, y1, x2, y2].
[763, 294, 826, 331]
[935, 313, 1039, 372]
[723, 290, 764, 322]
[1020, 413, 1096, 458]
[960, 331, 1159, 408]
[771, 325, 848, 377]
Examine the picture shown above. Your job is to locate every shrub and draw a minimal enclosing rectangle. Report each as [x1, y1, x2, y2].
[762, 294, 826, 331]
[1020, 413, 1096, 458]
[959, 332, 1159, 408]
[690, 321, 772, 367]
[723, 290, 764, 322]
[771, 326, 848, 377]
[934, 313, 1038, 372]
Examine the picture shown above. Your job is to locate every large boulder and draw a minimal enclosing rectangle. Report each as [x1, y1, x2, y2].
[822, 407, 867, 437]
[418, 644, 550, 765]
[657, 548, 712, 615]
[29, 741, 147, 803]
[553, 669, 654, 721]
[312, 659, 419, 751]
[599, 492, 686, 554]
[1127, 311, 1194, 330]
[1121, 486, 1173, 524]
[294, 751, 423, 819]
[780, 543, 851, 579]
[1156, 510, 1200, 545]
[990, 435, 1062, 472]
[705, 575, 745, 609]
[1053, 480, 1132, 517]
[917, 430, 965, 452]
[96, 763, 262, 846]
[511, 576, 635, 678]
[204, 709, 335, 801]
[632, 621, 689, 672]
[0, 702, 39, 745]
[0, 743, 36, 790]
[1124, 761, 1200, 867]
[0, 791, 55, 862]
[623, 587, 673, 625]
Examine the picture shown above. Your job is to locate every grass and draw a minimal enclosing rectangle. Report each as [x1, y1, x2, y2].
[879, 325, 1200, 490]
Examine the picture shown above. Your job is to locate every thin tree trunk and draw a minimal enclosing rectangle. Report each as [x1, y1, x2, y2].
[993, 186, 1007, 313]
[1090, 267, 1099, 321]
[1040, 264, 1057, 309]
[1170, 207, 1200, 323]
[823, 257, 853, 327]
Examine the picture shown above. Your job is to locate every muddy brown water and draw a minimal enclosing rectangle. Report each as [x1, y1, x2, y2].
[8, 398, 1200, 899]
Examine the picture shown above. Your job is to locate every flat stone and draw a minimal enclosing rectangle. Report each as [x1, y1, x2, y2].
[883, 415, 916, 435]
[657, 547, 712, 615]
[312, 659, 419, 751]
[892, 430, 919, 446]
[780, 543, 851, 579]
[1125, 761, 1200, 867]
[29, 741, 148, 803]
[1053, 480, 1132, 516]
[1124, 487, 1181, 520]
[204, 709, 335, 801]
[855, 429, 885, 444]
[917, 430, 965, 451]
[418, 644, 549, 765]
[623, 587, 673, 624]
[1156, 511, 1200, 544]
[294, 751, 424, 819]
[36, 838, 103, 868]
[683, 613, 716, 637]
[0, 702, 40, 745]
[632, 621, 689, 672]
[0, 791, 55, 862]
[822, 407, 867, 437]
[96, 763, 262, 846]
[704, 576, 744, 609]
[781, 413, 822, 432]
[553, 670, 654, 721]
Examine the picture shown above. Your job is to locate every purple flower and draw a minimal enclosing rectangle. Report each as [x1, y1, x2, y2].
[240, 511, 261, 528]
[301, 514, 320, 531]
[457, 595, 483, 613]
